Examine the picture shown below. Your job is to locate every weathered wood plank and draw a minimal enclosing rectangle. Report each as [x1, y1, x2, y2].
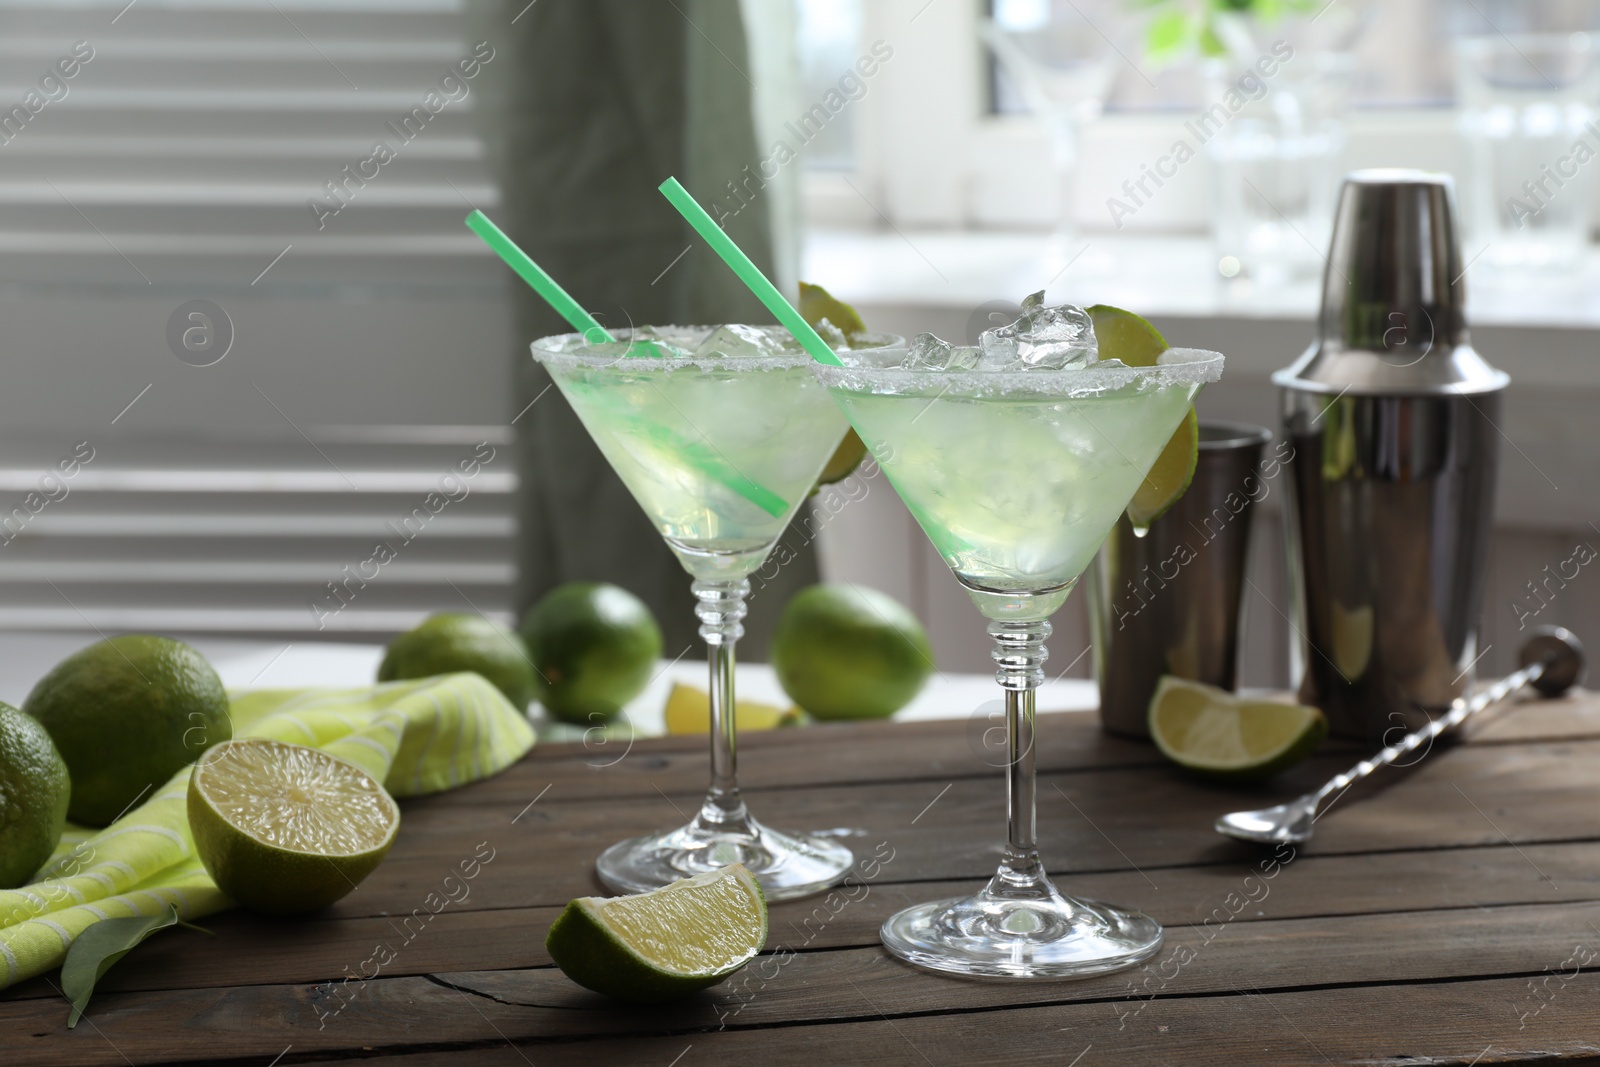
[424, 686, 1600, 808]
[286, 972, 1600, 1067]
[5, 838, 1596, 1005]
[346, 735, 1600, 911]
[6, 689, 1599, 1066]
[6, 899, 1600, 1065]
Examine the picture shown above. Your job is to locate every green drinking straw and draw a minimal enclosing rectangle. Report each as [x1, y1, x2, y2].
[463, 208, 787, 520]
[656, 177, 844, 368]
[465, 210, 612, 344]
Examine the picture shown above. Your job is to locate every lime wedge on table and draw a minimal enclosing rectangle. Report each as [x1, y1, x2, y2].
[188, 738, 399, 915]
[546, 864, 768, 1003]
[1087, 304, 1199, 530]
[1149, 677, 1327, 782]
[663, 682, 802, 734]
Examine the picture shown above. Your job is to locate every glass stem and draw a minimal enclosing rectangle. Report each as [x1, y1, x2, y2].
[989, 616, 1053, 897]
[692, 578, 753, 835]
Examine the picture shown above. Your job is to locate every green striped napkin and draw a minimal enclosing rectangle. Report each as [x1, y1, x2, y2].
[0, 673, 534, 990]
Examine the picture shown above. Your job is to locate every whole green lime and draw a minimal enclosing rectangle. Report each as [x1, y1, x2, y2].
[521, 583, 662, 724]
[771, 585, 933, 721]
[377, 613, 538, 710]
[0, 702, 71, 888]
[23, 635, 232, 827]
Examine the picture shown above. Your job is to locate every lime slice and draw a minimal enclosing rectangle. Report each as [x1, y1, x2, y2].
[663, 682, 801, 734]
[814, 429, 869, 490]
[546, 863, 768, 1003]
[1149, 677, 1326, 782]
[188, 738, 399, 915]
[800, 282, 871, 489]
[799, 281, 867, 338]
[1331, 600, 1374, 681]
[1127, 407, 1199, 531]
[1086, 304, 1167, 366]
[1087, 304, 1199, 530]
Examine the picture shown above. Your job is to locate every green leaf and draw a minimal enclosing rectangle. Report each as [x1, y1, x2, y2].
[61, 905, 180, 1028]
[1144, 10, 1195, 65]
[1198, 23, 1229, 57]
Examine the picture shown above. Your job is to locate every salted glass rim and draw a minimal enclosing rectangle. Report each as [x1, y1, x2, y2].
[811, 346, 1225, 397]
[530, 325, 907, 374]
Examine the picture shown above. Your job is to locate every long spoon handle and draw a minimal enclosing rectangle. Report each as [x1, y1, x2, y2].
[1308, 661, 1546, 811]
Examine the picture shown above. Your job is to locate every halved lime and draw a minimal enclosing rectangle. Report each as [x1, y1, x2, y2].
[1087, 304, 1199, 530]
[662, 682, 801, 735]
[1149, 677, 1327, 782]
[545, 863, 767, 1003]
[188, 738, 399, 915]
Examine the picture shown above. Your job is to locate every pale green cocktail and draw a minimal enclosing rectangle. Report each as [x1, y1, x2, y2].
[835, 372, 1194, 596]
[533, 324, 901, 901]
[539, 329, 848, 582]
[815, 324, 1223, 979]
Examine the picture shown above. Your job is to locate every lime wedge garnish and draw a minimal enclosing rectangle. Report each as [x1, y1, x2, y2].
[799, 280, 867, 338]
[1148, 677, 1327, 782]
[815, 429, 869, 490]
[1127, 407, 1199, 531]
[546, 863, 768, 1003]
[188, 738, 399, 915]
[1087, 304, 1199, 530]
[801, 281, 871, 489]
[1086, 303, 1168, 366]
[663, 682, 801, 734]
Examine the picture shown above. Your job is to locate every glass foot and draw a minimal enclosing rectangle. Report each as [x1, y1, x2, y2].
[596, 815, 853, 902]
[881, 876, 1162, 979]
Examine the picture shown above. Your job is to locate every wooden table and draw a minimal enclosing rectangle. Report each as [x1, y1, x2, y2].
[7, 687, 1600, 1066]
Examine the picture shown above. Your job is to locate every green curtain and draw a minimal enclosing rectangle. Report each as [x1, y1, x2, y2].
[468, 0, 817, 656]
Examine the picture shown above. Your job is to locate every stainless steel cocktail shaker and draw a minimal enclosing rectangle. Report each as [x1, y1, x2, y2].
[1276, 170, 1509, 744]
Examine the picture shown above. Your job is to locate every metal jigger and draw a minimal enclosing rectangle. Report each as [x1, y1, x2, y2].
[1275, 170, 1510, 743]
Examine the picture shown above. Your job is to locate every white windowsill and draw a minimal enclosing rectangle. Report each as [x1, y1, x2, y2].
[804, 228, 1600, 331]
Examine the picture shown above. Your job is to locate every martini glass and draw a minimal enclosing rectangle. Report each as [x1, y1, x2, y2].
[532, 325, 901, 901]
[814, 343, 1223, 977]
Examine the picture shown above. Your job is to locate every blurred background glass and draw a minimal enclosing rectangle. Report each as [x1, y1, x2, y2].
[982, 0, 1127, 248]
[1456, 31, 1600, 272]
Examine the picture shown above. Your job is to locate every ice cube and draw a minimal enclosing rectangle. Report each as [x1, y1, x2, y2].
[978, 300, 1097, 370]
[814, 317, 848, 350]
[978, 325, 1017, 368]
[694, 324, 778, 358]
[637, 340, 693, 359]
[900, 332, 978, 370]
